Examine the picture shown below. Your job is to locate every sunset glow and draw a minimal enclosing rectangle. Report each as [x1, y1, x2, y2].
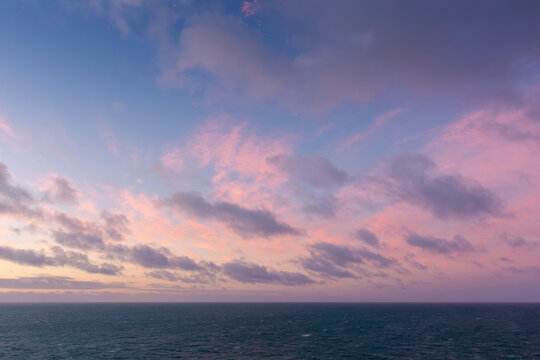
[1, 0, 539, 302]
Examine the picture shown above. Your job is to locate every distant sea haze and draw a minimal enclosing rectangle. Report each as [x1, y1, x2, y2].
[0, 303, 539, 359]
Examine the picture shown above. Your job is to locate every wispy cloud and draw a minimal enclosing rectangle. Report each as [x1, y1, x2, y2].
[0, 115, 16, 139]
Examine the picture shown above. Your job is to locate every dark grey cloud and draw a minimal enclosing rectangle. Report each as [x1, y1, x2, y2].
[405, 233, 475, 255]
[43, 176, 78, 204]
[0, 276, 124, 290]
[162, 192, 300, 238]
[0, 162, 41, 218]
[302, 195, 338, 218]
[355, 228, 380, 247]
[222, 260, 315, 286]
[267, 154, 349, 188]
[300, 242, 397, 279]
[0, 245, 122, 275]
[385, 153, 502, 220]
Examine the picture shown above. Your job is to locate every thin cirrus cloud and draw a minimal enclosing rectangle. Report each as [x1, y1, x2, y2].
[340, 108, 406, 150]
[0, 115, 16, 138]
[161, 191, 301, 238]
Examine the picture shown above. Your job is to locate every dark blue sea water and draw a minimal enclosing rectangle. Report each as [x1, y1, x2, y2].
[0, 303, 539, 359]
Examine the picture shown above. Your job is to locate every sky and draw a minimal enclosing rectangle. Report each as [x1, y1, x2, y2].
[0, 0, 539, 302]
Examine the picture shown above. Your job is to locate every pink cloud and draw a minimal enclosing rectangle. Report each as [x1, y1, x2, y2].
[160, 146, 183, 171]
[339, 108, 406, 150]
[97, 118, 141, 165]
[241, 0, 260, 18]
[347, 97, 540, 280]
[0, 115, 16, 139]
[162, 115, 293, 204]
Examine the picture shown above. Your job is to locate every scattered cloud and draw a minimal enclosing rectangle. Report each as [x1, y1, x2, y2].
[302, 195, 338, 218]
[267, 154, 349, 188]
[0, 245, 122, 275]
[41, 175, 78, 204]
[300, 242, 397, 279]
[53, 213, 105, 250]
[500, 233, 538, 249]
[405, 233, 475, 255]
[384, 153, 503, 220]
[222, 260, 315, 286]
[162, 191, 301, 238]
[0, 162, 41, 218]
[101, 211, 130, 241]
[146, 269, 214, 284]
[355, 228, 380, 248]
[52, 211, 130, 250]
[0, 276, 124, 290]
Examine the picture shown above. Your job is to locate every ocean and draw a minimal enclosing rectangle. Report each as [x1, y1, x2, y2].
[0, 303, 538, 359]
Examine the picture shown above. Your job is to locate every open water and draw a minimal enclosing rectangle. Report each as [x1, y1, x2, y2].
[0, 303, 539, 359]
